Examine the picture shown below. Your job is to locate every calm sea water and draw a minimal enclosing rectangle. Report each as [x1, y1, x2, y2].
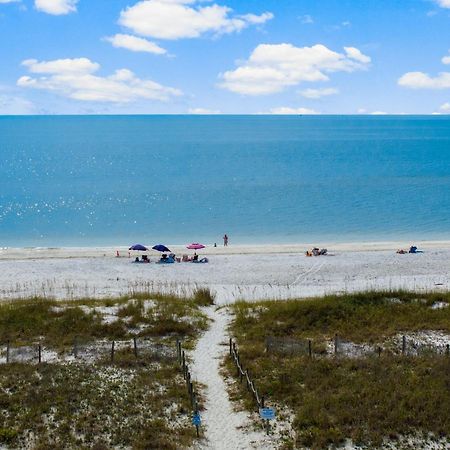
[0, 115, 449, 247]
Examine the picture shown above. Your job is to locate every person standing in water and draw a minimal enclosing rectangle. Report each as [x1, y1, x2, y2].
[223, 234, 228, 247]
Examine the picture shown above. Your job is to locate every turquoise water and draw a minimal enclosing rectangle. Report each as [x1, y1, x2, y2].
[0, 115, 449, 246]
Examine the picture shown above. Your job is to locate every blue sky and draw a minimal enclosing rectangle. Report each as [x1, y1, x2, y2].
[0, 0, 449, 114]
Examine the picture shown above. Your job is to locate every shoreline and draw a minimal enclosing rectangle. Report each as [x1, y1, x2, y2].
[1, 239, 450, 260]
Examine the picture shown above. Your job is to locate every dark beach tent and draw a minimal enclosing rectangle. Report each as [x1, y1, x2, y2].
[152, 244, 171, 252]
[129, 244, 148, 251]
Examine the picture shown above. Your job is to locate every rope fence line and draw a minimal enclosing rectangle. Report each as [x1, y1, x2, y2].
[176, 339, 201, 437]
[229, 338, 265, 411]
[265, 334, 450, 358]
[1, 337, 178, 364]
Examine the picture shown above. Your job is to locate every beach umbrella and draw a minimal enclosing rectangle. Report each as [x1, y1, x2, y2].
[129, 244, 148, 251]
[186, 243, 205, 250]
[152, 244, 171, 252]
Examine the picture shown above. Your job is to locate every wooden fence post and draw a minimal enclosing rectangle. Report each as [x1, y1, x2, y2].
[402, 335, 406, 355]
[73, 336, 78, 358]
[446, 344, 449, 356]
[334, 334, 338, 355]
[261, 395, 265, 408]
[38, 344, 42, 364]
[308, 339, 312, 358]
[111, 341, 115, 363]
[182, 351, 186, 378]
[229, 338, 232, 355]
[133, 337, 138, 358]
[6, 340, 10, 364]
[377, 346, 382, 357]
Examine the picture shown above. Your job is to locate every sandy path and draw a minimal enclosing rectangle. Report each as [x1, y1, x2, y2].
[190, 306, 274, 450]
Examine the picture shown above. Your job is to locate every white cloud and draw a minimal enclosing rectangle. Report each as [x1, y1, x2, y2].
[344, 46, 370, 64]
[371, 111, 387, 115]
[0, 0, 21, 4]
[105, 34, 167, 55]
[298, 87, 338, 98]
[434, 0, 450, 8]
[119, 0, 273, 40]
[188, 107, 221, 114]
[0, 94, 35, 114]
[440, 102, 450, 112]
[398, 71, 450, 89]
[17, 57, 182, 103]
[219, 43, 371, 95]
[240, 12, 273, 24]
[265, 106, 319, 115]
[442, 52, 450, 65]
[35, 0, 78, 15]
[299, 14, 313, 24]
[22, 57, 98, 74]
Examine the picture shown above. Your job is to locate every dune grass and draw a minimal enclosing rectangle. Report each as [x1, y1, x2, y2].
[232, 290, 450, 345]
[0, 290, 210, 349]
[0, 362, 194, 449]
[227, 291, 450, 449]
[0, 290, 213, 449]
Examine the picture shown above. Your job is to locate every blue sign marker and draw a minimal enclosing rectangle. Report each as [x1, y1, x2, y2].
[260, 407, 276, 420]
[192, 412, 201, 426]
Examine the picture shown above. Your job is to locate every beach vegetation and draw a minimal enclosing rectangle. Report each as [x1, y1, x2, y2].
[227, 290, 450, 449]
[0, 291, 208, 449]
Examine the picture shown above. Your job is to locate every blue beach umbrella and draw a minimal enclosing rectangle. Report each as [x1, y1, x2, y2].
[152, 244, 171, 253]
[129, 244, 148, 251]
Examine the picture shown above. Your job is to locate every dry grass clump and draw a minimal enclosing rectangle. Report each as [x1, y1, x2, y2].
[193, 287, 215, 307]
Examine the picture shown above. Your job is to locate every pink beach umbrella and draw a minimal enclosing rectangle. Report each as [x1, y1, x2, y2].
[186, 243, 206, 250]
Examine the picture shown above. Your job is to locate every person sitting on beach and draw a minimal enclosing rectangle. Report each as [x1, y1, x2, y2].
[161, 253, 167, 260]
[193, 253, 199, 262]
[134, 256, 140, 263]
[396, 249, 407, 254]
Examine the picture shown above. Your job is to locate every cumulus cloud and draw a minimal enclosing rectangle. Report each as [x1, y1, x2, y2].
[105, 34, 167, 55]
[440, 102, 450, 112]
[398, 71, 450, 89]
[434, 0, 450, 8]
[0, 0, 21, 4]
[17, 57, 182, 103]
[35, 0, 78, 15]
[188, 107, 221, 114]
[298, 87, 338, 98]
[265, 106, 319, 115]
[219, 43, 371, 95]
[118, 0, 273, 40]
[442, 52, 450, 65]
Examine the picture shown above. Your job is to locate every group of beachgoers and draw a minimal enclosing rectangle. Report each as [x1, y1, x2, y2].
[133, 252, 208, 264]
[305, 247, 328, 257]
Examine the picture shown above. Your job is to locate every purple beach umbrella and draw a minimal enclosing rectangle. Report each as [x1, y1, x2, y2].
[152, 244, 171, 252]
[129, 244, 148, 251]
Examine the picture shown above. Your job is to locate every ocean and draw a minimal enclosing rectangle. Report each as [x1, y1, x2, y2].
[0, 115, 449, 247]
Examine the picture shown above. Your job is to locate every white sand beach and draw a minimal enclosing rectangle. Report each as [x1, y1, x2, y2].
[1, 241, 449, 450]
[0, 240, 448, 304]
